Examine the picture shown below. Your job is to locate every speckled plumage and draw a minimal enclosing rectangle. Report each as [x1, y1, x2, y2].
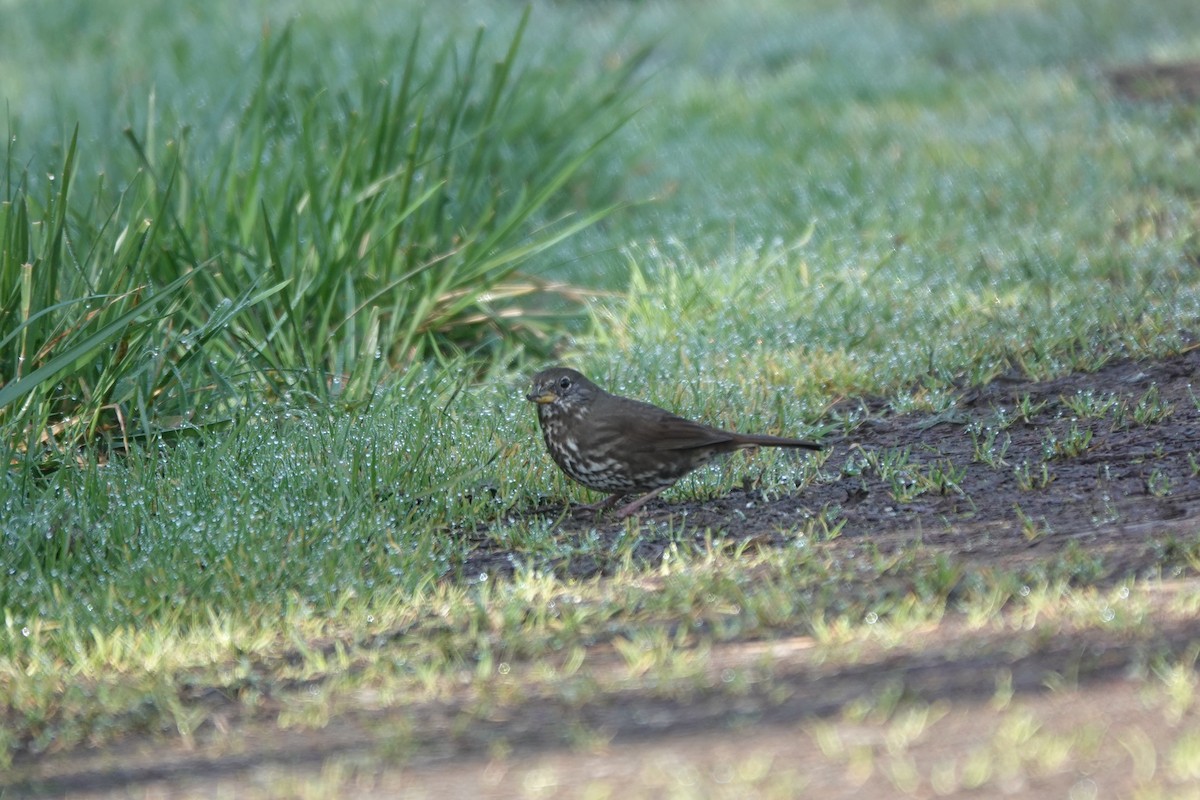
[526, 367, 823, 518]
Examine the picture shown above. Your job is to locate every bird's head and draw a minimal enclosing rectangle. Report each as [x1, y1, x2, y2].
[526, 367, 598, 412]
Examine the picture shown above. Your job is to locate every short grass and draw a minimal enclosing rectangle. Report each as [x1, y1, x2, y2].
[3, 0, 1200, 790]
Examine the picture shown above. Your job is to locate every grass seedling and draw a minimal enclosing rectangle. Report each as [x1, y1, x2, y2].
[803, 505, 847, 541]
[1061, 390, 1119, 419]
[1014, 460, 1054, 491]
[1016, 505, 1049, 542]
[1131, 385, 1175, 427]
[1013, 394, 1049, 424]
[1147, 468, 1172, 498]
[921, 458, 968, 496]
[1041, 422, 1093, 460]
[864, 447, 915, 483]
[888, 473, 926, 504]
[967, 422, 1011, 468]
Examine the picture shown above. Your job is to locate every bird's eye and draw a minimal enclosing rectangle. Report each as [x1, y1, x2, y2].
[558, 376, 572, 390]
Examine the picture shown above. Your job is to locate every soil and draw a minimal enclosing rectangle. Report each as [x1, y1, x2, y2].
[10, 346, 1200, 799]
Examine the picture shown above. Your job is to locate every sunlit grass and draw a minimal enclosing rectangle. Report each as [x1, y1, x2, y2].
[4, 539, 1196, 784]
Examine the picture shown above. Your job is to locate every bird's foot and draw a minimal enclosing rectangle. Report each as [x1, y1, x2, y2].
[568, 493, 626, 515]
[614, 486, 670, 519]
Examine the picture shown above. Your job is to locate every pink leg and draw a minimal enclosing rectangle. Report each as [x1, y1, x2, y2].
[615, 486, 670, 518]
[573, 493, 625, 513]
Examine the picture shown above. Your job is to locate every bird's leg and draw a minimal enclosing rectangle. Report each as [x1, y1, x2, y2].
[615, 486, 671, 518]
[572, 493, 626, 514]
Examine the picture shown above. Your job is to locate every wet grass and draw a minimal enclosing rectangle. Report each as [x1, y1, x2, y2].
[3, 0, 1200, 792]
[8, 537, 1200, 795]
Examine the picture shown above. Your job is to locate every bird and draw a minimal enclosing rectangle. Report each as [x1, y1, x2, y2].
[526, 367, 824, 518]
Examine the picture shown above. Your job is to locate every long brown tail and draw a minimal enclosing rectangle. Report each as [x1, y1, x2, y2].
[731, 433, 824, 450]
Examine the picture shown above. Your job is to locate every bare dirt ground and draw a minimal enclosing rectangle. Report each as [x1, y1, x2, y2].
[9, 345, 1200, 798]
[678, 343, 1200, 581]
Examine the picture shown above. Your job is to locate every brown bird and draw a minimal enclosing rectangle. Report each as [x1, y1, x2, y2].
[527, 367, 824, 518]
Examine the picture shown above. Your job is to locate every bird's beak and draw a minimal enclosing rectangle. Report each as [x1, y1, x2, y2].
[527, 391, 557, 404]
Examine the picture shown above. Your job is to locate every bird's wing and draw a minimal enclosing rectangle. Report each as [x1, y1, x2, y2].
[595, 398, 734, 452]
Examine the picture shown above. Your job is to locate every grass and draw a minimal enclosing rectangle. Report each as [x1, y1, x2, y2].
[1, 6, 647, 462]
[0, 538, 1155, 757]
[7, 541, 1200, 794]
[3, 0, 1200, 792]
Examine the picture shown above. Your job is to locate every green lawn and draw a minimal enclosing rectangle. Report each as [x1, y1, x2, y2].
[4, 0, 1200, 793]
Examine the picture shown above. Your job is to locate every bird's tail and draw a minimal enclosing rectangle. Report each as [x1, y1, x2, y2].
[733, 433, 823, 450]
